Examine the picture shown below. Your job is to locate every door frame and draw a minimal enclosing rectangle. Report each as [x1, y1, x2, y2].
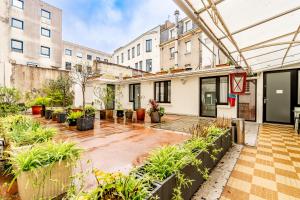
[237, 79, 257, 122]
[199, 76, 229, 117]
[263, 69, 298, 124]
[129, 83, 141, 110]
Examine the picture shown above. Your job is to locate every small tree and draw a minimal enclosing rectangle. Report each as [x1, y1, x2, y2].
[71, 63, 94, 116]
[94, 86, 115, 110]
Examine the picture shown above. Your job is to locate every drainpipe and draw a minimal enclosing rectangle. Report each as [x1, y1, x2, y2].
[174, 10, 180, 68]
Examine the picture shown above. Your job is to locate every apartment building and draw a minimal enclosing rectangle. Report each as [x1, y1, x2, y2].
[0, 0, 63, 87]
[62, 41, 112, 71]
[160, 12, 228, 71]
[112, 26, 161, 73]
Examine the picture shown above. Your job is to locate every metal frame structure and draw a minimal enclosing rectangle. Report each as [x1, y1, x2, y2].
[173, 0, 300, 72]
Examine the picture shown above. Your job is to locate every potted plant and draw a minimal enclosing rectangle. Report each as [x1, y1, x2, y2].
[71, 63, 96, 131]
[57, 111, 67, 123]
[125, 109, 133, 121]
[148, 99, 165, 123]
[94, 86, 115, 120]
[31, 97, 49, 115]
[67, 111, 83, 126]
[8, 142, 82, 200]
[136, 94, 146, 122]
[84, 105, 96, 118]
[52, 108, 64, 121]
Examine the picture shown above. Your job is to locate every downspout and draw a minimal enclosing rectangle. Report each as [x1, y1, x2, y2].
[174, 10, 179, 68]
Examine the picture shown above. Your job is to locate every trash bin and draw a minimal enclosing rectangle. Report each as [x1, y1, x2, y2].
[232, 118, 245, 145]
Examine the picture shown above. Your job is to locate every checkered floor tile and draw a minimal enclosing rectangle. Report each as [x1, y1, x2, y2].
[221, 124, 300, 200]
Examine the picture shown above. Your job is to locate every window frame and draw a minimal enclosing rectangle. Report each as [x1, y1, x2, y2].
[132, 47, 135, 58]
[65, 62, 72, 70]
[41, 9, 51, 19]
[218, 76, 229, 105]
[139, 61, 143, 70]
[154, 80, 171, 103]
[121, 53, 124, 63]
[146, 39, 152, 52]
[128, 49, 130, 60]
[146, 59, 152, 72]
[11, 39, 23, 53]
[41, 27, 51, 37]
[12, 0, 24, 9]
[170, 47, 175, 59]
[129, 83, 140, 102]
[184, 20, 192, 32]
[185, 41, 191, 53]
[137, 44, 141, 56]
[87, 54, 92, 61]
[77, 52, 83, 58]
[65, 49, 72, 56]
[11, 18, 24, 29]
[41, 46, 50, 57]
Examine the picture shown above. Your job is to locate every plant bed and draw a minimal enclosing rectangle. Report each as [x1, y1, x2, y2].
[76, 117, 94, 131]
[45, 110, 53, 120]
[57, 113, 67, 123]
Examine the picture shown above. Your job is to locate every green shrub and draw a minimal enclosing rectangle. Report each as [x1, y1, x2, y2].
[67, 111, 83, 123]
[84, 105, 96, 117]
[9, 141, 82, 173]
[0, 87, 22, 117]
[31, 96, 51, 106]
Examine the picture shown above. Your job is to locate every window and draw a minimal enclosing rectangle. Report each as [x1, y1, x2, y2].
[104, 59, 108, 62]
[11, 39, 23, 53]
[129, 84, 140, 102]
[121, 53, 124, 63]
[170, 47, 175, 59]
[184, 20, 192, 32]
[169, 28, 176, 39]
[132, 47, 135, 58]
[41, 46, 50, 57]
[135, 63, 138, 69]
[128, 49, 130, 60]
[185, 41, 191, 53]
[219, 76, 228, 104]
[146, 59, 152, 72]
[146, 39, 152, 52]
[12, 0, 23, 9]
[77, 52, 83, 58]
[41, 27, 51, 37]
[96, 57, 101, 61]
[139, 61, 143, 70]
[65, 62, 72, 70]
[87, 54, 92, 60]
[154, 81, 171, 103]
[11, 18, 23, 29]
[137, 44, 141, 56]
[65, 49, 72, 56]
[117, 56, 119, 64]
[41, 9, 51, 19]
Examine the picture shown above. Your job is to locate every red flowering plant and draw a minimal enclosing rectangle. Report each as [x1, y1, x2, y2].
[147, 99, 165, 117]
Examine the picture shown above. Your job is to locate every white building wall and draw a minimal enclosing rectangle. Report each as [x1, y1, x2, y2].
[113, 26, 161, 73]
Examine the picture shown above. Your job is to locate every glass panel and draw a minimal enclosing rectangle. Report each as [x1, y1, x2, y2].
[160, 83, 164, 102]
[219, 77, 228, 103]
[106, 85, 115, 110]
[12, 18, 23, 29]
[238, 80, 256, 121]
[129, 85, 134, 101]
[201, 78, 216, 117]
[41, 9, 51, 19]
[167, 81, 171, 102]
[134, 84, 141, 110]
[266, 72, 291, 123]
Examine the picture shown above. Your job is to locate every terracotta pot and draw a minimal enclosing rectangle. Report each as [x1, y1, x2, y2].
[100, 110, 106, 120]
[31, 106, 42, 115]
[136, 108, 145, 121]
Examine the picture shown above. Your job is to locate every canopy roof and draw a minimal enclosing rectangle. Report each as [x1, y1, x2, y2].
[173, 0, 300, 72]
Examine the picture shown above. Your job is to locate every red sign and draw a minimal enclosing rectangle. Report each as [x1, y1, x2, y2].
[230, 72, 247, 94]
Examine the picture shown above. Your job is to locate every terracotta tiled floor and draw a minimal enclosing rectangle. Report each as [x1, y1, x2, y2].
[221, 124, 300, 200]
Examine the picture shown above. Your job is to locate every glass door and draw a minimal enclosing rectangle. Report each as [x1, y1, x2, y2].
[107, 84, 115, 110]
[201, 78, 217, 117]
[238, 80, 256, 121]
[133, 84, 141, 110]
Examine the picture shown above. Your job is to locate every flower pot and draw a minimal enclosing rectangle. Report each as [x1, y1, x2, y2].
[41, 105, 46, 117]
[100, 110, 106, 120]
[71, 108, 82, 113]
[31, 106, 42, 115]
[52, 113, 58, 121]
[68, 120, 77, 126]
[150, 111, 161, 123]
[116, 110, 124, 118]
[136, 108, 145, 121]
[76, 117, 94, 131]
[17, 160, 72, 200]
[57, 113, 67, 123]
[45, 110, 53, 120]
[106, 110, 114, 119]
[125, 111, 133, 120]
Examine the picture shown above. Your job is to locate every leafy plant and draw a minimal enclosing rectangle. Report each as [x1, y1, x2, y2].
[31, 96, 51, 106]
[84, 105, 96, 117]
[0, 87, 23, 117]
[53, 108, 65, 115]
[147, 99, 165, 117]
[94, 86, 115, 110]
[67, 111, 83, 123]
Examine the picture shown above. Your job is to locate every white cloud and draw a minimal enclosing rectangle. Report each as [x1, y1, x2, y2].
[44, 0, 180, 53]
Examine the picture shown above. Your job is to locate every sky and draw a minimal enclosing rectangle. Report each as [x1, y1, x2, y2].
[44, 0, 180, 54]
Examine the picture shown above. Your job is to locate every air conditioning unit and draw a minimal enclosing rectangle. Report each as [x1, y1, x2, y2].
[27, 62, 39, 67]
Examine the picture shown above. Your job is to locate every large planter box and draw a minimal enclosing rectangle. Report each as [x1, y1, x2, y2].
[76, 117, 94, 131]
[17, 160, 72, 200]
[143, 131, 232, 200]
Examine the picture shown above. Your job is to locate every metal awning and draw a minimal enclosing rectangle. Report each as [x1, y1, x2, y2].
[173, 0, 300, 72]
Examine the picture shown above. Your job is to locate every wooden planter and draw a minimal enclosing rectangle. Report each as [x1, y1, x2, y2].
[17, 160, 72, 200]
[32, 106, 42, 115]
